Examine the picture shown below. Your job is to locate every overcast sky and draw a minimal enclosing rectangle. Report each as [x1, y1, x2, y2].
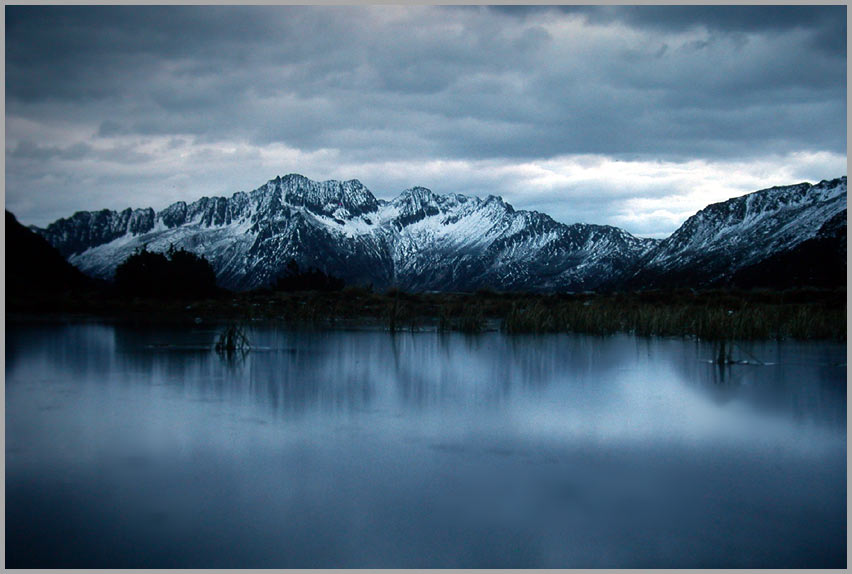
[6, 5, 847, 236]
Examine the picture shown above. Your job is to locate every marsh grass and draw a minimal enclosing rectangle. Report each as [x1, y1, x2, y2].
[500, 292, 845, 340]
[12, 285, 844, 340]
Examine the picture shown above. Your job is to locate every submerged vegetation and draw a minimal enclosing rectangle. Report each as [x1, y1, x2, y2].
[215, 323, 251, 354]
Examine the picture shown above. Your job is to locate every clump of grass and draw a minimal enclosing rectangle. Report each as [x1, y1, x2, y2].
[714, 340, 734, 364]
[502, 301, 555, 333]
[215, 323, 251, 354]
[437, 300, 486, 333]
[385, 294, 420, 332]
[457, 304, 487, 333]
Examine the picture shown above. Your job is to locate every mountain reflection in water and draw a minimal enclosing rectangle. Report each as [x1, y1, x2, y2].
[6, 322, 846, 568]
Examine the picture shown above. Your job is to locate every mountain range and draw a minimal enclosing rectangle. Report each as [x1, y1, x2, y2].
[31, 174, 846, 292]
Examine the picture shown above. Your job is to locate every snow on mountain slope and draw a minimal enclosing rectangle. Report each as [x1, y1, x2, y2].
[729, 209, 847, 289]
[623, 177, 847, 288]
[34, 174, 845, 292]
[34, 174, 657, 292]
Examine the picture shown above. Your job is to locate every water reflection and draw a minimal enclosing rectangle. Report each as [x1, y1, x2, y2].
[6, 322, 846, 568]
[666, 338, 846, 429]
[7, 323, 846, 430]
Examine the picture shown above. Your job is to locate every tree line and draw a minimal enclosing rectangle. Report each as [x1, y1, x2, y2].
[115, 246, 344, 298]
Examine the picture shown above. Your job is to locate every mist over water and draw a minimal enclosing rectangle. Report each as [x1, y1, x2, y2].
[6, 322, 846, 568]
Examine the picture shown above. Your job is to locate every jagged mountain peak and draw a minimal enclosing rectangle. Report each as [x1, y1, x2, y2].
[32, 173, 846, 292]
[395, 185, 437, 204]
[264, 174, 379, 217]
[272, 172, 369, 194]
[393, 185, 481, 212]
[401, 185, 433, 194]
[35, 173, 658, 291]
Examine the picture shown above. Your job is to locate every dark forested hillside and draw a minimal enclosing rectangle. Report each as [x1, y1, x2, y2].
[6, 210, 96, 296]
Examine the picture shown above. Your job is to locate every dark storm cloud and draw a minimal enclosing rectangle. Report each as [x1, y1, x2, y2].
[609, 5, 846, 59]
[7, 5, 846, 159]
[8, 141, 89, 161]
[5, 5, 846, 233]
[601, 5, 843, 39]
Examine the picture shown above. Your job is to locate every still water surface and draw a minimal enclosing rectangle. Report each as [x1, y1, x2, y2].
[6, 322, 846, 567]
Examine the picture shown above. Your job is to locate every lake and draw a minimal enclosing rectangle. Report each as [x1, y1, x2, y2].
[5, 321, 846, 568]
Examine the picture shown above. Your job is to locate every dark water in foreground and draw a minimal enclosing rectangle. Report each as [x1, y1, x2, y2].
[6, 322, 846, 568]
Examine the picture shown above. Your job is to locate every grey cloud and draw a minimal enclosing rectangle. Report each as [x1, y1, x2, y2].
[97, 120, 128, 137]
[490, 5, 845, 48]
[610, 5, 845, 43]
[5, 5, 846, 233]
[7, 138, 157, 166]
[8, 5, 844, 161]
[490, 5, 846, 64]
[9, 141, 93, 161]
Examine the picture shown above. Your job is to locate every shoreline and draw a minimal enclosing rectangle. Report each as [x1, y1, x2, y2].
[7, 287, 846, 341]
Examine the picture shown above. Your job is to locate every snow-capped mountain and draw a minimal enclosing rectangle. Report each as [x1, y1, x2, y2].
[33, 174, 846, 292]
[34, 174, 658, 292]
[621, 177, 847, 289]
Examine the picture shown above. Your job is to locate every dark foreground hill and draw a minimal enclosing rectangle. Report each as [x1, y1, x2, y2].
[6, 210, 97, 297]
